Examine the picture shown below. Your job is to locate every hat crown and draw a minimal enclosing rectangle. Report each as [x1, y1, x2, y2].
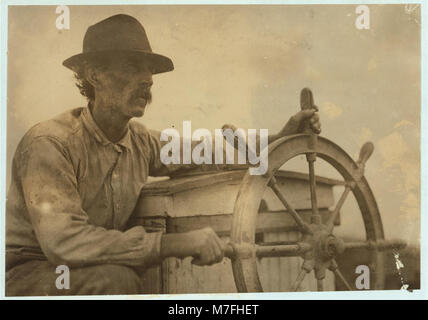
[63, 14, 174, 74]
[83, 14, 153, 53]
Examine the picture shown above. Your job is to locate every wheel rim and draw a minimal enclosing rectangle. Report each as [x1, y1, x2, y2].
[230, 134, 386, 292]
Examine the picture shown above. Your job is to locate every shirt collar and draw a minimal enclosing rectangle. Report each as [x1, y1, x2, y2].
[81, 106, 132, 150]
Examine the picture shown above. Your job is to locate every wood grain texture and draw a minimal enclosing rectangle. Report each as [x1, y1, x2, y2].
[130, 169, 341, 293]
[134, 170, 339, 219]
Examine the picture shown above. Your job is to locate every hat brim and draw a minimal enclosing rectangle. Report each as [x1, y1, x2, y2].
[63, 50, 174, 75]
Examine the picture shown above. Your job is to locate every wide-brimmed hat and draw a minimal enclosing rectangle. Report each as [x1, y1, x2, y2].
[63, 14, 174, 74]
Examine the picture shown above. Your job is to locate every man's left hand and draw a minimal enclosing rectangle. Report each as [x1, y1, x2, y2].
[277, 107, 321, 137]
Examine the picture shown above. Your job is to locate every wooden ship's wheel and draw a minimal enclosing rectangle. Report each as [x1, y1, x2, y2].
[224, 89, 406, 292]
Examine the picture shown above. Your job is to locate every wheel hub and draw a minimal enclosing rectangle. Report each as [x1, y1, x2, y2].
[321, 234, 345, 258]
[299, 224, 346, 280]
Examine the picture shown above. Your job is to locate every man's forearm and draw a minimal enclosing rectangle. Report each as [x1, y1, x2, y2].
[160, 233, 196, 259]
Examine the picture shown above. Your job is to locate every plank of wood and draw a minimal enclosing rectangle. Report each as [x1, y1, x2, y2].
[275, 170, 344, 186]
[142, 170, 245, 195]
[135, 217, 167, 294]
[141, 169, 343, 196]
[135, 177, 337, 218]
[158, 209, 336, 236]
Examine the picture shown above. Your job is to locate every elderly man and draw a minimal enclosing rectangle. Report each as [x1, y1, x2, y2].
[6, 14, 320, 296]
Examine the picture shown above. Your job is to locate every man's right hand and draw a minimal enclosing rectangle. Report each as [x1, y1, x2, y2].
[160, 227, 226, 266]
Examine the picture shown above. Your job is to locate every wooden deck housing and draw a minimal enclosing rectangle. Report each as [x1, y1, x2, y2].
[130, 169, 342, 293]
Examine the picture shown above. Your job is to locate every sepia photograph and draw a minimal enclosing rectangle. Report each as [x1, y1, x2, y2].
[2, 3, 423, 297]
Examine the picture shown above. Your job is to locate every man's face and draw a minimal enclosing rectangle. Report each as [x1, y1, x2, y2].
[92, 57, 153, 118]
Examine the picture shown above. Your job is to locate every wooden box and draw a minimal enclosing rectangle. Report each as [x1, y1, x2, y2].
[130, 169, 342, 293]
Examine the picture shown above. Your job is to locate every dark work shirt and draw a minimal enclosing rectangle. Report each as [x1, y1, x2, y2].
[6, 107, 182, 269]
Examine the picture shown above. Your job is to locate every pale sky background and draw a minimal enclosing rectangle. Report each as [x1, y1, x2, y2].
[7, 5, 420, 245]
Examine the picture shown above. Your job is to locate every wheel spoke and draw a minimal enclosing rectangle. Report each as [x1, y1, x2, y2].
[291, 268, 307, 291]
[344, 239, 406, 251]
[268, 177, 312, 234]
[326, 184, 352, 232]
[330, 260, 353, 291]
[306, 153, 321, 225]
[254, 243, 311, 258]
[334, 268, 352, 291]
[257, 240, 300, 246]
[225, 242, 312, 259]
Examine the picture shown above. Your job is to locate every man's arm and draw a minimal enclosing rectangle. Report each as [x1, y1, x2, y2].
[17, 135, 225, 268]
[146, 108, 321, 177]
[17, 136, 163, 268]
[147, 108, 321, 265]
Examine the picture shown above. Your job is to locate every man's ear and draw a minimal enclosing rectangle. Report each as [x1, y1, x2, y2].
[85, 65, 101, 88]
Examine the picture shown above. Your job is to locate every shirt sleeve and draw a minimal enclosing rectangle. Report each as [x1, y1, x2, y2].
[16, 136, 162, 268]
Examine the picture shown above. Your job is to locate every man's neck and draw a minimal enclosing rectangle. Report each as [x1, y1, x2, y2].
[90, 100, 130, 143]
